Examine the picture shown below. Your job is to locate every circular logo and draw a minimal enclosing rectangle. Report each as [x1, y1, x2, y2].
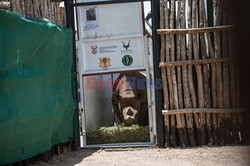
[122, 55, 133, 66]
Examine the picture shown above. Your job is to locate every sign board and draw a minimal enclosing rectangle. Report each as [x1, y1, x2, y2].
[80, 35, 145, 74]
[77, 2, 142, 39]
[76, 1, 146, 75]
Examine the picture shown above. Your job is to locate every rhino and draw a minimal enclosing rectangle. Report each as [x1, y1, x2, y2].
[112, 72, 149, 126]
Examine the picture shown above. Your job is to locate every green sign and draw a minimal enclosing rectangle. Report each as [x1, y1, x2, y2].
[122, 55, 133, 66]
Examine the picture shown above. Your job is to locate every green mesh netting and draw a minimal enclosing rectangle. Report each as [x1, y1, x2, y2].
[0, 10, 77, 164]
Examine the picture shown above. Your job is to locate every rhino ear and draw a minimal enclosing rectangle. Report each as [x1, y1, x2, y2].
[112, 91, 120, 105]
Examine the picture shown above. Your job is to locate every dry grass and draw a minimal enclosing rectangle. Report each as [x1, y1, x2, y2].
[86, 123, 150, 144]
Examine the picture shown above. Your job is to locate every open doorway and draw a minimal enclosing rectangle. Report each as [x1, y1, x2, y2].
[73, 0, 155, 147]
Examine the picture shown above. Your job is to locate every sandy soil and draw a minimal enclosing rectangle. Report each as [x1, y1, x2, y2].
[32, 146, 250, 166]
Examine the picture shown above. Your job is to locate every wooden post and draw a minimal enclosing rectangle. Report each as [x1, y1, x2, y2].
[160, 0, 170, 147]
[186, 0, 197, 147]
[221, 1, 232, 145]
[200, 0, 215, 144]
[170, 0, 187, 147]
[214, 0, 225, 145]
[192, 0, 205, 145]
[163, 0, 176, 147]
[187, 0, 197, 108]
[199, 0, 212, 145]
[177, 0, 195, 147]
[175, 0, 188, 147]
[228, 5, 238, 143]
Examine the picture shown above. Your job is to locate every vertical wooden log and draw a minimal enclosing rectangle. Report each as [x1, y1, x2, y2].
[62, 7, 66, 26]
[165, 0, 176, 147]
[215, 0, 225, 145]
[10, 0, 16, 12]
[49, 0, 52, 20]
[30, 0, 34, 18]
[57, 3, 61, 26]
[214, 0, 224, 145]
[53, 3, 57, 23]
[45, 0, 49, 19]
[160, 0, 170, 147]
[175, 0, 188, 147]
[199, 0, 211, 110]
[228, 7, 238, 144]
[164, 115, 171, 147]
[187, 0, 197, 109]
[20, 0, 25, 17]
[201, 3, 218, 144]
[198, 0, 211, 145]
[40, 0, 45, 18]
[170, 0, 178, 110]
[47, 0, 51, 22]
[17, 0, 22, 15]
[28, 0, 32, 18]
[206, 36, 217, 144]
[24, 0, 29, 18]
[200, 0, 215, 145]
[192, 0, 205, 145]
[60, 7, 65, 26]
[55, 3, 58, 24]
[202, 12, 218, 144]
[170, 114, 177, 147]
[176, 0, 184, 111]
[33, 0, 41, 18]
[178, 0, 195, 147]
[170, 0, 185, 147]
[160, 0, 168, 114]
[50, 1, 53, 21]
[26, 0, 31, 17]
[187, 0, 197, 147]
[221, 1, 232, 145]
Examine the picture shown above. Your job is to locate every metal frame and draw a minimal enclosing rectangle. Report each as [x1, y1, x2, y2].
[64, 0, 80, 149]
[72, 0, 150, 7]
[79, 141, 155, 148]
[65, 0, 164, 148]
[151, 0, 164, 147]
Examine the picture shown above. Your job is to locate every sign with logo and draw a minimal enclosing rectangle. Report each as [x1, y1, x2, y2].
[80, 35, 145, 74]
[122, 55, 133, 66]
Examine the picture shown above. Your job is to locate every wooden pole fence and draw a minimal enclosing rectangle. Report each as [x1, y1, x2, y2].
[157, 25, 234, 34]
[162, 108, 247, 115]
[159, 58, 234, 67]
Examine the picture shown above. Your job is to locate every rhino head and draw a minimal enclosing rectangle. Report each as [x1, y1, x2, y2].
[112, 90, 146, 126]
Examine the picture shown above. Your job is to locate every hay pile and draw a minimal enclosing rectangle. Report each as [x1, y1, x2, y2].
[86, 124, 150, 144]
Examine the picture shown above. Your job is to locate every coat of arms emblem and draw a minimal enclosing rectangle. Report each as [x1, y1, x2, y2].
[99, 57, 111, 68]
[91, 45, 98, 54]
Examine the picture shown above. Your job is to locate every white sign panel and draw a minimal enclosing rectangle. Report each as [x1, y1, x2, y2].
[76, 2, 146, 75]
[81, 35, 145, 74]
[77, 3, 142, 39]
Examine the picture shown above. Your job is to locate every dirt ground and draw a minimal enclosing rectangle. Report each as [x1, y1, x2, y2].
[32, 145, 250, 166]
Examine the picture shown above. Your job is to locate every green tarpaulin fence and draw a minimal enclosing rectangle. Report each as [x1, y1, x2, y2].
[0, 10, 77, 164]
